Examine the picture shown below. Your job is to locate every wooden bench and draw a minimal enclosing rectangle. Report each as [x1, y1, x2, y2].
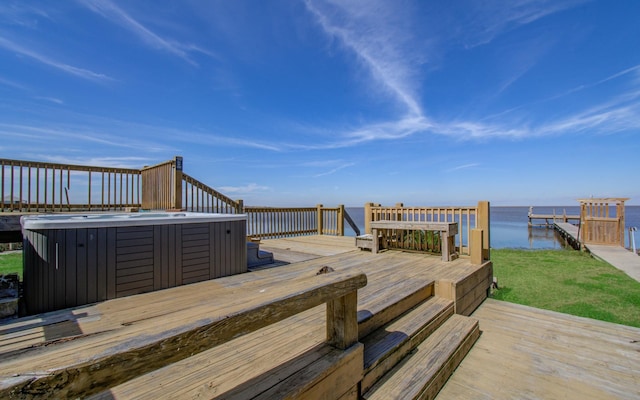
[0, 269, 367, 398]
[371, 221, 458, 261]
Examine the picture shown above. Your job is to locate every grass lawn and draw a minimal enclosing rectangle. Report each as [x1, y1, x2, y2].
[491, 248, 640, 328]
[0, 253, 23, 280]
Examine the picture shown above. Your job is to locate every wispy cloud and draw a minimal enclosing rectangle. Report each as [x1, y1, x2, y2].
[0, 122, 168, 151]
[446, 163, 480, 173]
[482, 64, 640, 122]
[313, 162, 355, 177]
[0, 3, 52, 28]
[0, 36, 112, 82]
[540, 95, 640, 136]
[78, 0, 208, 66]
[35, 96, 64, 105]
[303, 0, 636, 148]
[460, 0, 589, 48]
[305, 0, 425, 117]
[0, 75, 28, 90]
[219, 183, 270, 194]
[167, 129, 283, 152]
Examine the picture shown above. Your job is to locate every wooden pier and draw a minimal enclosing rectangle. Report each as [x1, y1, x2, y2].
[528, 207, 580, 227]
[554, 222, 583, 250]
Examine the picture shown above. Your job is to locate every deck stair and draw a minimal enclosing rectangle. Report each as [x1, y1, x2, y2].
[84, 270, 479, 399]
[363, 314, 480, 400]
[361, 296, 455, 393]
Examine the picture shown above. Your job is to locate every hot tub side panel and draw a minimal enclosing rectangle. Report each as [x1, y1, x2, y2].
[23, 219, 247, 315]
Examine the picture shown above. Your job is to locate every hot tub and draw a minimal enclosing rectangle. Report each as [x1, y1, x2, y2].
[21, 212, 247, 315]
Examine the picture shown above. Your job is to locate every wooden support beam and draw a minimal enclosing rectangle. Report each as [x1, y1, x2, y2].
[317, 204, 324, 235]
[477, 201, 490, 260]
[327, 291, 359, 349]
[173, 156, 183, 211]
[338, 204, 345, 236]
[470, 229, 483, 265]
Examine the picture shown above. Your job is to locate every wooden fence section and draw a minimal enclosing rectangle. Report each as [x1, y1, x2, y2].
[364, 201, 490, 260]
[141, 157, 181, 211]
[1, 158, 141, 212]
[579, 198, 629, 246]
[245, 204, 357, 239]
[246, 206, 317, 239]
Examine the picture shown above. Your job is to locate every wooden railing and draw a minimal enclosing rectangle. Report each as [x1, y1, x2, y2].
[1, 158, 141, 212]
[182, 172, 243, 214]
[579, 198, 628, 246]
[1, 268, 367, 398]
[246, 204, 356, 239]
[364, 201, 490, 262]
[141, 156, 243, 213]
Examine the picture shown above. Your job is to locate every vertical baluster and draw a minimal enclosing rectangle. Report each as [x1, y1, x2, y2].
[27, 165, 31, 211]
[1, 161, 4, 211]
[9, 163, 15, 211]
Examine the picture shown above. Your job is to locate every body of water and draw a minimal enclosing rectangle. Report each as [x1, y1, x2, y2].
[345, 206, 640, 249]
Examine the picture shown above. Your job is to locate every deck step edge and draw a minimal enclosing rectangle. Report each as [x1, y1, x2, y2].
[358, 280, 434, 339]
[361, 296, 455, 393]
[363, 314, 480, 400]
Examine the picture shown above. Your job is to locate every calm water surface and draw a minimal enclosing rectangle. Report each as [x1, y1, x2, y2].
[345, 206, 640, 250]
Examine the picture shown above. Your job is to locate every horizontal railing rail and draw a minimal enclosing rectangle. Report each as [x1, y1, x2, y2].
[1, 158, 141, 212]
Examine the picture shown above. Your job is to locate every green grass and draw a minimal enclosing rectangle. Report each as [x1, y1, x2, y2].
[491, 248, 640, 327]
[0, 253, 23, 280]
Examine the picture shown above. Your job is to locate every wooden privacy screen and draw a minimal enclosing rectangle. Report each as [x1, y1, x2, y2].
[579, 198, 629, 246]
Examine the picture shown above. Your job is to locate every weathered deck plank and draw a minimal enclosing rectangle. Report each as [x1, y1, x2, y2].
[437, 299, 640, 400]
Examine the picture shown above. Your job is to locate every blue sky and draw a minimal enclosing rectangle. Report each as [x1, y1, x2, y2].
[1, 0, 639, 207]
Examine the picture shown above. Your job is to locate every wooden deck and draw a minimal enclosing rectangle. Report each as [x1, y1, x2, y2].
[437, 299, 640, 400]
[1, 235, 492, 398]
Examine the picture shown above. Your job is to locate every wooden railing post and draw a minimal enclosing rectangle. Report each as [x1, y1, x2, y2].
[236, 199, 244, 213]
[173, 156, 183, 210]
[395, 202, 404, 221]
[327, 291, 358, 349]
[317, 204, 324, 235]
[618, 200, 626, 247]
[470, 229, 484, 265]
[580, 201, 587, 244]
[364, 202, 374, 234]
[477, 201, 490, 261]
[338, 204, 345, 236]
